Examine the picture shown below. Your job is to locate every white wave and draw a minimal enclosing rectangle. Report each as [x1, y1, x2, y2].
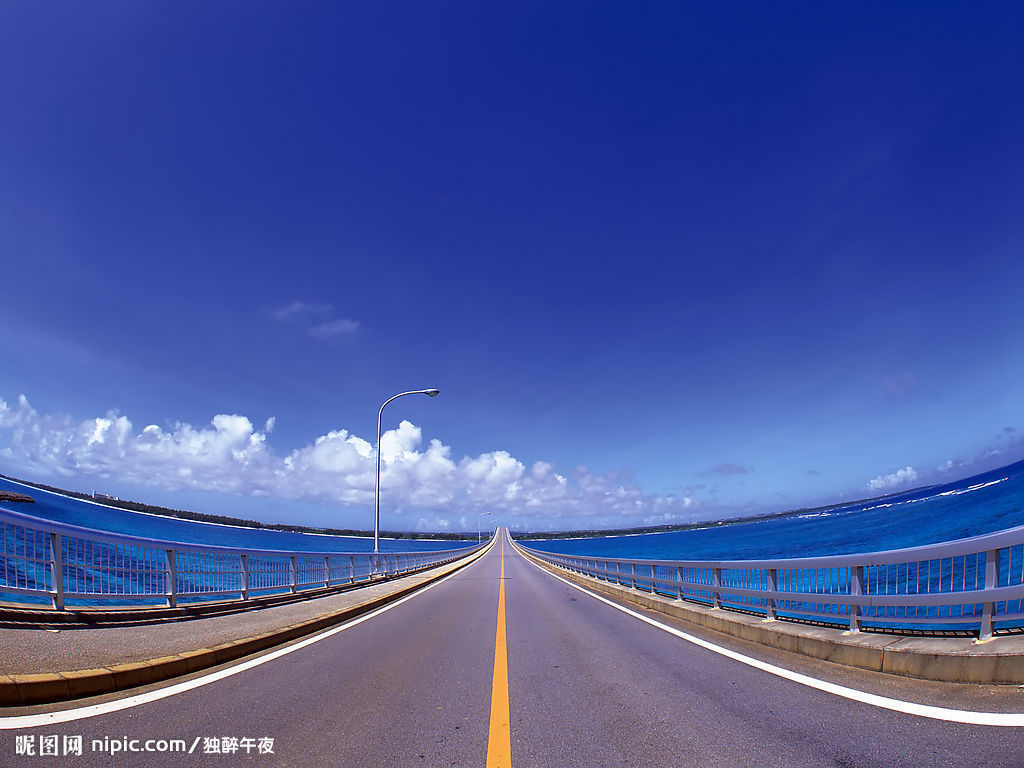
[862, 503, 895, 512]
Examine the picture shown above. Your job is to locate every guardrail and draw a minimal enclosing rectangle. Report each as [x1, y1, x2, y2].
[1, 506, 483, 610]
[517, 524, 1024, 639]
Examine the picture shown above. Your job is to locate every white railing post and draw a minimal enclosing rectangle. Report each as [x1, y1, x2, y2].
[677, 565, 684, 599]
[630, 562, 637, 589]
[765, 568, 777, 620]
[979, 549, 1000, 641]
[49, 532, 64, 611]
[848, 564, 864, 633]
[324, 555, 331, 587]
[289, 555, 297, 593]
[240, 554, 250, 601]
[712, 566, 722, 609]
[349, 555, 356, 583]
[165, 548, 177, 608]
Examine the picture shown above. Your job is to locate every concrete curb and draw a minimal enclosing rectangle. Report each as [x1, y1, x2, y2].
[516, 546, 1024, 685]
[0, 544, 491, 707]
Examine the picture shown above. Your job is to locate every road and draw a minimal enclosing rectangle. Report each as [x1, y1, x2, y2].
[3, 529, 1023, 767]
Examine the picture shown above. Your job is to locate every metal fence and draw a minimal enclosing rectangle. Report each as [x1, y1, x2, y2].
[517, 524, 1024, 639]
[1, 506, 482, 610]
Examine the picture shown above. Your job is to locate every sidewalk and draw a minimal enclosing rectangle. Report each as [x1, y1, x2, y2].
[0, 545, 488, 707]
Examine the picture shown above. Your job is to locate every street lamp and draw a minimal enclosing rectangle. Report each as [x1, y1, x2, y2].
[478, 510, 493, 543]
[374, 389, 440, 555]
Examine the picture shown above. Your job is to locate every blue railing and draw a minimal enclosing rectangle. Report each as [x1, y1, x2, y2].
[515, 524, 1024, 639]
[1, 506, 482, 609]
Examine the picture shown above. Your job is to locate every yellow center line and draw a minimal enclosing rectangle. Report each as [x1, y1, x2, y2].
[486, 531, 512, 768]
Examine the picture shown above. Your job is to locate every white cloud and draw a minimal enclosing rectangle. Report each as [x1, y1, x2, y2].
[0, 395, 30, 428]
[273, 301, 360, 343]
[417, 516, 451, 531]
[0, 394, 701, 529]
[867, 466, 918, 491]
[308, 318, 360, 340]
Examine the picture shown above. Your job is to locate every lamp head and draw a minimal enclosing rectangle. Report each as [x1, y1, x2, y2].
[423, 389, 440, 397]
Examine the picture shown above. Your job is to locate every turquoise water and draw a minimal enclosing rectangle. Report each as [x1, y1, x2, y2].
[4, 460, 1023, 562]
[0, 476, 469, 553]
[523, 461, 1024, 562]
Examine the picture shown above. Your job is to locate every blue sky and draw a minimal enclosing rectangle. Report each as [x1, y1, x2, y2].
[1, 3, 1021, 532]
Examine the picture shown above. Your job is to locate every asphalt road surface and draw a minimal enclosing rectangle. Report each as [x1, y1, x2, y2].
[3, 529, 1023, 767]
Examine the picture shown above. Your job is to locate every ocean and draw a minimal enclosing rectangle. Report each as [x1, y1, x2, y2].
[524, 461, 1024, 562]
[0, 476, 468, 553]
[3, 460, 1024, 563]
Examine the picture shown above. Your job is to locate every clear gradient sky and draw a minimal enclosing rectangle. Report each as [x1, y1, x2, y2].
[1, 3, 1021, 532]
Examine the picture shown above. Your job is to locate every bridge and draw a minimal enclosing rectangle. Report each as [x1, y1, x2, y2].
[2, 516, 1024, 766]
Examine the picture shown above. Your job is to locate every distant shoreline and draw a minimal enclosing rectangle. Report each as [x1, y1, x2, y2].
[0, 473, 928, 542]
[514, 460, 1024, 539]
[0, 473, 469, 540]
[512, 488, 951, 540]
[0, 489, 35, 503]
[4, 459, 1020, 542]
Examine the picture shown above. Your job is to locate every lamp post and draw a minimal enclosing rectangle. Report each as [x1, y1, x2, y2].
[478, 510, 493, 543]
[375, 389, 440, 555]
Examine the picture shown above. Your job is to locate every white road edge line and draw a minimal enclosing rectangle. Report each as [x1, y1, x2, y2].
[0, 537, 497, 730]
[511, 538, 1024, 728]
